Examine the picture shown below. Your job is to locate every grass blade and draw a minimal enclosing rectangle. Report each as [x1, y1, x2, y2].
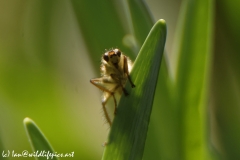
[172, 0, 214, 159]
[23, 117, 58, 160]
[102, 19, 166, 160]
[122, 1, 177, 159]
[211, 1, 240, 159]
[124, 0, 154, 47]
[70, 0, 136, 65]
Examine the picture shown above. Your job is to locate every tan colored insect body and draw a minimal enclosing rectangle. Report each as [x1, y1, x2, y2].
[90, 48, 135, 126]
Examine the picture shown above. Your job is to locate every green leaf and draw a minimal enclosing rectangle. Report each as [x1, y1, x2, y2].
[143, 59, 181, 160]
[172, 0, 214, 159]
[70, 0, 136, 66]
[23, 117, 59, 160]
[119, 1, 177, 159]
[102, 19, 167, 160]
[211, 1, 240, 159]
[123, 0, 154, 47]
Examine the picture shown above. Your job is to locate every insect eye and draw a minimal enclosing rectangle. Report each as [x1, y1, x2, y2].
[116, 50, 121, 57]
[103, 54, 109, 62]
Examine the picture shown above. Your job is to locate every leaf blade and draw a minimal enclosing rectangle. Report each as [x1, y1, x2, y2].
[102, 19, 167, 160]
[172, 0, 214, 159]
[23, 117, 58, 160]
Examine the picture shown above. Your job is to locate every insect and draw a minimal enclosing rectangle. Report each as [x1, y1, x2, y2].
[90, 48, 135, 126]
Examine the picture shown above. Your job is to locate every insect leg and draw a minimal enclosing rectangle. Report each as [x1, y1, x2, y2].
[90, 77, 117, 126]
[109, 73, 129, 96]
[123, 56, 135, 88]
[121, 85, 129, 96]
[90, 78, 113, 92]
[112, 93, 117, 115]
[102, 95, 112, 126]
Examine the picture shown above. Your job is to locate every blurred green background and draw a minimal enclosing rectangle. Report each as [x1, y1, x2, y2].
[0, 0, 240, 159]
[0, 1, 179, 159]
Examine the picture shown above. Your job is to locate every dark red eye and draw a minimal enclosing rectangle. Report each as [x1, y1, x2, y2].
[103, 54, 109, 62]
[116, 50, 121, 57]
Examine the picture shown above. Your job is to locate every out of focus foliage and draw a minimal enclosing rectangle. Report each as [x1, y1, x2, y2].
[0, 0, 239, 159]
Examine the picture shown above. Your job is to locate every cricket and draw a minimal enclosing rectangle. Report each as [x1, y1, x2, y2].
[90, 48, 135, 126]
